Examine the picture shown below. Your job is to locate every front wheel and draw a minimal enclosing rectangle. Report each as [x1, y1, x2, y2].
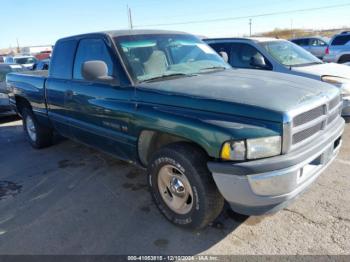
[148, 143, 224, 230]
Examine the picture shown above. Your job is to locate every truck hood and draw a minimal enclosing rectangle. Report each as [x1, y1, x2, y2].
[291, 62, 350, 79]
[136, 69, 339, 123]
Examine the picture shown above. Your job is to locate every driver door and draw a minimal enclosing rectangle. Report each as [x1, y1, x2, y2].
[66, 37, 136, 161]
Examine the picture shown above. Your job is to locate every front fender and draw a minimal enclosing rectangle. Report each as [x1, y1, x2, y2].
[132, 104, 281, 158]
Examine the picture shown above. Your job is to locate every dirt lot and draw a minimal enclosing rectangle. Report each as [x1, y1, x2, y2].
[0, 116, 349, 255]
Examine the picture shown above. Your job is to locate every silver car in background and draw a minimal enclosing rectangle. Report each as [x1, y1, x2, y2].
[290, 36, 330, 59]
[323, 32, 350, 64]
[0, 64, 24, 115]
[204, 37, 350, 116]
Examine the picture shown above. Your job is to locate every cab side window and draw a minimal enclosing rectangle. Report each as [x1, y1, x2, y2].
[73, 38, 114, 80]
[293, 39, 309, 46]
[310, 39, 326, 46]
[230, 43, 272, 70]
[209, 43, 231, 62]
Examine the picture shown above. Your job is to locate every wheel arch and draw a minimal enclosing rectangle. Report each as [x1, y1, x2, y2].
[338, 54, 350, 63]
[14, 95, 32, 116]
[137, 130, 212, 167]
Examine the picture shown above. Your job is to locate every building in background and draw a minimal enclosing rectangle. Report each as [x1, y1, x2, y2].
[21, 45, 53, 55]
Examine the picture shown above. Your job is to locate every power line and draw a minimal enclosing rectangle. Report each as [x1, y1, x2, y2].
[134, 3, 350, 28]
[130, 0, 283, 21]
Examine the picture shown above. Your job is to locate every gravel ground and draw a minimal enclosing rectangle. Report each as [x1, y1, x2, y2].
[0, 116, 349, 255]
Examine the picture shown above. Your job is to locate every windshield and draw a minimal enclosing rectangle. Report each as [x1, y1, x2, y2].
[114, 34, 230, 82]
[261, 41, 322, 67]
[14, 57, 37, 65]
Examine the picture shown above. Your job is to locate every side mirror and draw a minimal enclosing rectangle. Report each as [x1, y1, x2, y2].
[219, 51, 229, 63]
[82, 60, 111, 81]
[250, 56, 269, 69]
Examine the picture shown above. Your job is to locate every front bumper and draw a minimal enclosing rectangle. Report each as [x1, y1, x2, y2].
[208, 118, 345, 216]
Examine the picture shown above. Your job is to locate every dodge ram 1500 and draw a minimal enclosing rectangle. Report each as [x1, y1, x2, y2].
[7, 30, 345, 229]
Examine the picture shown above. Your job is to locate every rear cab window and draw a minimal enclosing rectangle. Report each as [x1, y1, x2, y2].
[50, 39, 78, 79]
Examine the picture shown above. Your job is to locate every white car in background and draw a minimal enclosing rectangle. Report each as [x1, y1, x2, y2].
[5, 55, 37, 70]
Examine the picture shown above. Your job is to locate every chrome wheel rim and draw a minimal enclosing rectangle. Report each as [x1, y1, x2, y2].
[26, 115, 36, 142]
[157, 165, 193, 215]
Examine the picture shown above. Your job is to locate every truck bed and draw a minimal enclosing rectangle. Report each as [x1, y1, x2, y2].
[19, 70, 49, 77]
[7, 71, 48, 117]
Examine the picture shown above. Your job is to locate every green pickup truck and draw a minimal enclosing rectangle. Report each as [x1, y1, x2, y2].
[6, 30, 345, 229]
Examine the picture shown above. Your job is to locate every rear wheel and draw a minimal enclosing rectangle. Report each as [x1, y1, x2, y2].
[148, 143, 224, 230]
[338, 55, 350, 64]
[22, 108, 53, 149]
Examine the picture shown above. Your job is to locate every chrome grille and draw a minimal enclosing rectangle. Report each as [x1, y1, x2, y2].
[293, 122, 323, 144]
[329, 96, 341, 111]
[328, 107, 342, 125]
[289, 95, 342, 149]
[293, 106, 324, 127]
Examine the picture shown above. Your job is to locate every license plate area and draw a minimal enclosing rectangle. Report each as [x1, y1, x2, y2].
[297, 136, 342, 184]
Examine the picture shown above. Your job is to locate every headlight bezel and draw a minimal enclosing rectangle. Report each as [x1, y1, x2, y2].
[321, 76, 350, 96]
[221, 136, 282, 161]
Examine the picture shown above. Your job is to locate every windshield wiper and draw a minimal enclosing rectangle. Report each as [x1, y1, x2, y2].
[289, 61, 323, 68]
[199, 66, 227, 72]
[141, 73, 195, 83]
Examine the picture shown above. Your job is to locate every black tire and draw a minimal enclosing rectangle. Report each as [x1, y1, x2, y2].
[148, 142, 224, 230]
[338, 55, 350, 64]
[22, 108, 53, 149]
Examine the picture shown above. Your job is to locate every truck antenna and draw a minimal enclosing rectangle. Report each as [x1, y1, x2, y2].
[249, 19, 252, 37]
[16, 38, 20, 54]
[127, 5, 133, 30]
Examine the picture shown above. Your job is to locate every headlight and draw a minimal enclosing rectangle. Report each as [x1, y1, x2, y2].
[221, 140, 246, 161]
[221, 136, 282, 161]
[322, 76, 350, 96]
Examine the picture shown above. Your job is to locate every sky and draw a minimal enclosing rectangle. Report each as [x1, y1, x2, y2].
[1, 0, 350, 49]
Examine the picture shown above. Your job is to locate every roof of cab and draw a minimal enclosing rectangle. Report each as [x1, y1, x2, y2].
[58, 29, 190, 42]
[105, 29, 189, 37]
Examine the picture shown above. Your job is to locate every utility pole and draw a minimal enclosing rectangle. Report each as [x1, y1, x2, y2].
[16, 38, 20, 54]
[249, 19, 252, 37]
[127, 5, 133, 30]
